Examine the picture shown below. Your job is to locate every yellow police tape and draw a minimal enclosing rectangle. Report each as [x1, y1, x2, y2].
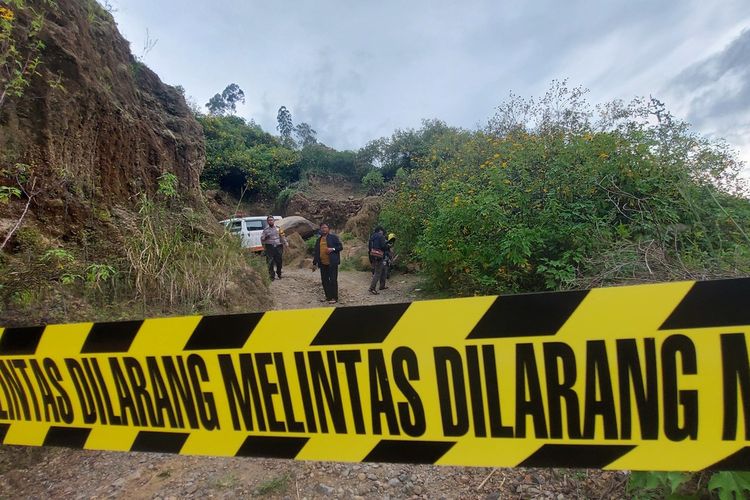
[0, 278, 748, 470]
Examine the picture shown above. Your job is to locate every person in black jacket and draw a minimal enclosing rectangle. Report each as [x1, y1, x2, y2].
[312, 222, 343, 304]
[368, 226, 388, 295]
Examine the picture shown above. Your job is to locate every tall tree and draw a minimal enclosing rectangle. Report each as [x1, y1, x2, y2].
[221, 83, 245, 113]
[206, 83, 245, 116]
[294, 122, 317, 147]
[205, 93, 227, 116]
[276, 106, 293, 137]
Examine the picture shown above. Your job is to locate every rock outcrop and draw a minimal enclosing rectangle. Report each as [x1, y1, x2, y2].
[0, 0, 205, 240]
[279, 215, 316, 239]
[286, 192, 366, 230]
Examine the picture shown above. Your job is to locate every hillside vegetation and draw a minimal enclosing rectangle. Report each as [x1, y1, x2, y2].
[198, 112, 372, 206]
[379, 84, 750, 295]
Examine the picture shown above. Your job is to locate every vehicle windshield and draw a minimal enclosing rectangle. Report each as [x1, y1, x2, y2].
[246, 219, 265, 230]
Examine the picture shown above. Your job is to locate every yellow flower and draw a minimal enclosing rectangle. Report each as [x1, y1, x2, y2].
[0, 6, 14, 21]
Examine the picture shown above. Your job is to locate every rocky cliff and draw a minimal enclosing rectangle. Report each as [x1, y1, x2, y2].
[0, 1, 271, 325]
[0, 0, 205, 240]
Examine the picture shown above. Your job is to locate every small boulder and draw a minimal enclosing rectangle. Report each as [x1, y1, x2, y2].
[279, 215, 316, 239]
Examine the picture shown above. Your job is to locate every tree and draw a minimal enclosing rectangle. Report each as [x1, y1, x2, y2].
[205, 83, 245, 116]
[221, 83, 245, 113]
[362, 169, 384, 194]
[276, 106, 294, 146]
[294, 122, 317, 147]
[205, 94, 226, 115]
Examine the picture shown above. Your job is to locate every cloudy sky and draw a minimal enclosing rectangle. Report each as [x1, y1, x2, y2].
[108, 0, 750, 167]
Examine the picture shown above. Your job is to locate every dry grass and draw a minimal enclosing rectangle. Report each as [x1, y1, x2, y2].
[343, 196, 381, 239]
[124, 198, 269, 313]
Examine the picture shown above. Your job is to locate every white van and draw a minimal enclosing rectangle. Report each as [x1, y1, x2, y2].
[220, 216, 282, 252]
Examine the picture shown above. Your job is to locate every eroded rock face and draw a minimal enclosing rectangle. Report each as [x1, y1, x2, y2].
[0, 0, 205, 233]
[286, 192, 365, 230]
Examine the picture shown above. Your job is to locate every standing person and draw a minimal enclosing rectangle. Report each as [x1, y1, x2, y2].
[312, 222, 343, 304]
[260, 215, 287, 280]
[384, 232, 396, 279]
[368, 226, 388, 295]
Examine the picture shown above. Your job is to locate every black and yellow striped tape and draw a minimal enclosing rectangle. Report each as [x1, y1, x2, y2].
[0, 278, 748, 470]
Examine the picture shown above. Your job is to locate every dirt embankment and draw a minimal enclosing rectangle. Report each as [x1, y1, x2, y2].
[1, 0, 205, 235]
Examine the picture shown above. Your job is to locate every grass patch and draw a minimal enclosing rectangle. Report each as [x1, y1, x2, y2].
[256, 473, 290, 496]
[0, 195, 270, 326]
[210, 472, 240, 490]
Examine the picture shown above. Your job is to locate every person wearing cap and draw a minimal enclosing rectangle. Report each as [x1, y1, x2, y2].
[368, 226, 388, 294]
[384, 232, 396, 279]
[260, 216, 287, 280]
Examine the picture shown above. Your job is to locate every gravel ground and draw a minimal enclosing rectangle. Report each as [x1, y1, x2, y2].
[0, 446, 628, 499]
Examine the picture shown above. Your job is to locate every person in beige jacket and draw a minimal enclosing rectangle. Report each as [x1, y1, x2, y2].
[260, 216, 288, 280]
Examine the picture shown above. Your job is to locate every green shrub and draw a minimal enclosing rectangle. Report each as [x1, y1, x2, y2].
[381, 85, 750, 295]
[627, 471, 750, 500]
[362, 169, 385, 194]
[275, 186, 297, 212]
[305, 235, 318, 254]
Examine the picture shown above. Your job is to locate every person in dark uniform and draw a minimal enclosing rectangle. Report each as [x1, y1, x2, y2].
[312, 222, 343, 304]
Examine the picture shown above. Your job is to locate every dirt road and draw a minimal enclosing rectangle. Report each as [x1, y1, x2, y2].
[0, 268, 627, 499]
[269, 266, 424, 309]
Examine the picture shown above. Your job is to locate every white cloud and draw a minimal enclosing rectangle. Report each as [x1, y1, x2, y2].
[107, 0, 750, 169]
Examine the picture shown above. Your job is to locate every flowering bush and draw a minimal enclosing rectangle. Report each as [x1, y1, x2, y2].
[381, 84, 750, 295]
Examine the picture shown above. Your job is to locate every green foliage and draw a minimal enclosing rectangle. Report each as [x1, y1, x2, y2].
[381, 83, 750, 295]
[294, 122, 317, 147]
[199, 114, 300, 198]
[628, 471, 691, 499]
[124, 195, 262, 311]
[85, 263, 117, 284]
[199, 111, 365, 201]
[0, 185, 20, 203]
[0, 0, 58, 109]
[298, 143, 362, 180]
[629, 471, 750, 500]
[305, 236, 317, 254]
[14, 224, 44, 252]
[276, 105, 294, 144]
[362, 169, 384, 194]
[129, 60, 146, 79]
[256, 473, 290, 495]
[84, 0, 113, 26]
[42, 248, 74, 265]
[206, 83, 245, 116]
[60, 272, 81, 285]
[361, 119, 471, 180]
[393, 167, 408, 186]
[157, 172, 178, 198]
[708, 472, 750, 500]
[274, 186, 297, 212]
[10, 288, 34, 307]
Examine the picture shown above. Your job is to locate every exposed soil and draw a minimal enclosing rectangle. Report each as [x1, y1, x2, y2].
[0, 267, 629, 499]
[269, 266, 424, 309]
